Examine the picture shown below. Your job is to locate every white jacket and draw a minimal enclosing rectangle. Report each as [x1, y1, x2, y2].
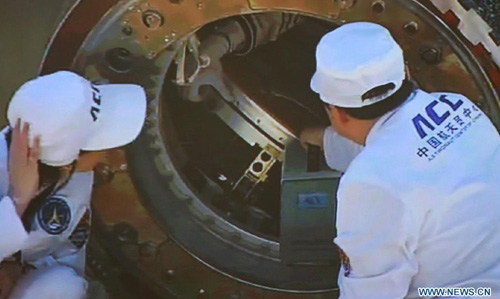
[324, 90, 500, 298]
[0, 127, 93, 275]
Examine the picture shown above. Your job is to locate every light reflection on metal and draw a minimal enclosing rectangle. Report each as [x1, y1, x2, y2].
[232, 145, 279, 200]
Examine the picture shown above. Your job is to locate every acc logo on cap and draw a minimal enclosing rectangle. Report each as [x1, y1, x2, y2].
[37, 196, 72, 235]
[90, 84, 102, 122]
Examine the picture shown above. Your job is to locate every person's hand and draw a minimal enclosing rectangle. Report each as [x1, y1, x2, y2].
[0, 262, 23, 299]
[299, 127, 327, 150]
[8, 119, 40, 216]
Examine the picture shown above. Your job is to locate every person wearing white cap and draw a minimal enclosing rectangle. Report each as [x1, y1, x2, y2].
[0, 71, 146, 298]
[300, 22, 500, 298]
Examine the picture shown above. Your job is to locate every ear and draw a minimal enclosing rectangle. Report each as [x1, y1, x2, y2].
[332, 106, 350, 124]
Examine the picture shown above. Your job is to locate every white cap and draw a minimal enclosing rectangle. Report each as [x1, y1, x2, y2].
[310, 22, 405, 108]
[7, 71, 147, 166]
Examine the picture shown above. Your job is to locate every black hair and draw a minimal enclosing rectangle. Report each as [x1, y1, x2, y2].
[332, 80, 415, 120]
[4, 129, 77, 230]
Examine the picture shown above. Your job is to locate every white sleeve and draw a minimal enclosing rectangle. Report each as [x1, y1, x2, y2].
[30, 245, 87, 276]
[335, 182, 419, 299]
[323, 127, 364, 172]
[56, 244, 87, 276]
[0, 196, 28, 260]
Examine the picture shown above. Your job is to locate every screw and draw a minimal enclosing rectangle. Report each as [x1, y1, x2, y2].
[404, 21, 419, 35]
[420, 47, 442, 65]
[142, 10, 164, 29]
[197, 2, 204, 9]
[122, 25, 133, 36]
[371, 0, 385, 13]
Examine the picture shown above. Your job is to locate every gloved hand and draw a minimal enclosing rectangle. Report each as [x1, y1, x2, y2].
[299, 126, 327, 150]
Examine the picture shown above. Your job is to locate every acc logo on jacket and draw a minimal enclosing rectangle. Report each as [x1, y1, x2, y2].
[37, 196, 72, 235]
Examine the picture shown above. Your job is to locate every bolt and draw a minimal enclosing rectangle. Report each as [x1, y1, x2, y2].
[371, 0, 385, 13]
[404, 21, 419, 35]
[142, 10, 164, 29]
[420, 47, 442, 65]
[196, 2, 204, 9]
[119, 163, 127, 171]
[338, 0, 356, 10]
[105, 48, 133, 73]
[122, 25, 133, 36]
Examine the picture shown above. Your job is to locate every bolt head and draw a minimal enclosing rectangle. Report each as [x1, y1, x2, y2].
[420, 47, 442, 65]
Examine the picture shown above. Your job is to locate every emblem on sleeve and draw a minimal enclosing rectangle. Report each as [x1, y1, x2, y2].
[338, 247, 352, 277]
[37, 196, 72, 235]
[69, 209, 91, 249]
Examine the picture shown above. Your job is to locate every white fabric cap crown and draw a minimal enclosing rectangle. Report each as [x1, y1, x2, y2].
[7, 71, 147, 166]
[311, 22, 405, 108]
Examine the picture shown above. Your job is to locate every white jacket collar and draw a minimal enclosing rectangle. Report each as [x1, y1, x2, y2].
[365, 89, 419, 146]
